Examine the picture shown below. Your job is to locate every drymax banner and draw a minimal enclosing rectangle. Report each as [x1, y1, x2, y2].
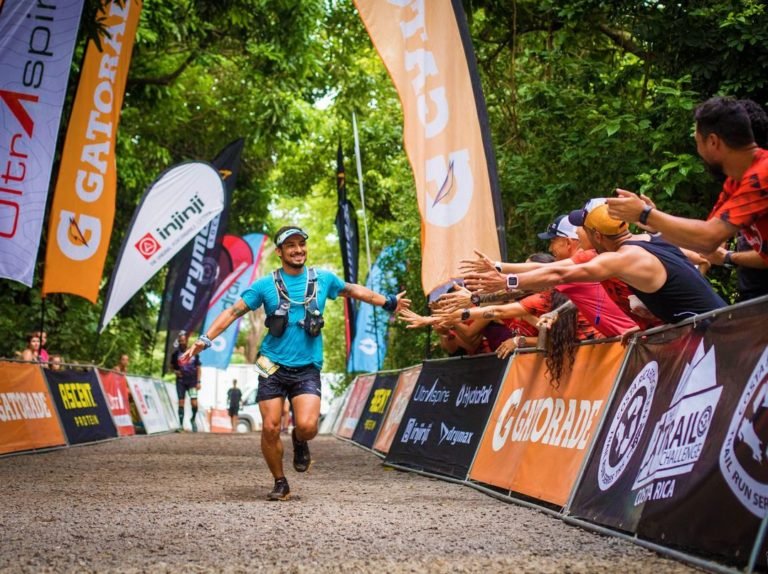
[99, 162, 224, 331]
[373, 365, 422, 455]
[469, 343, 624, 507]
[354, 0, 505, 294]
[43, 0, 142, 301]
[0, 0, 85, 286]
[352, 372, 399, 449]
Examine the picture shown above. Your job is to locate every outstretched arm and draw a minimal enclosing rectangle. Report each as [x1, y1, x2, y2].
[182, 299, 251, 360]
[340, 284, 410, 314]
[514, 253, 624, 292]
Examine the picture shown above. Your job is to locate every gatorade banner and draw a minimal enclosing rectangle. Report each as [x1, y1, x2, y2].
[336, 374, 376, 440]
[385, 355, 504, 479]
[99, 162, 225, 331]
[97, 369, 134, 436]
[469, 343, 625, 506]
[373, 365, 422, 455]
[43, 0, 142, 300]
[570, 302, 768, 568]
[354, 0, 505, 294]
[199, 233, 268, 370]
[351, 372, 399, 449]
[0, 362, 66, 455]
[44, 367, 118, 445]
[0, 0, 85, 285]
[126, 375, 170, 434]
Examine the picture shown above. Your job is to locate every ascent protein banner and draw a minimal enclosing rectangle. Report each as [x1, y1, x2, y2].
[352, 372, 399, 449]
[469, 343, 625, 506]
[44, 367, 118, 445]
[0, 362, 66, 455]
[354, 0, 505, 294]
[385, 355, 505, 479]
[99, 162, 225, 331]
[97, 369, 134, 436]
[570, 303, 768, 568]
[43, 0, 142, 300]
[336, 374, 376, 440]
[373, 365, 422, 455]
[0, 0, 85, 285]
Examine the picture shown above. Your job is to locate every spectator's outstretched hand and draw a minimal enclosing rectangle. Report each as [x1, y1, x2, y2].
[399, 308, 437, 329]
[437, 282, 472, 312]
[496, 337, 520, 360]
[536, 310, 559, 331]
[606, 188, 647, 224]
[459, 250, 496, 274]
[464, 270, 506, 293]
[394, 291, 411, 314]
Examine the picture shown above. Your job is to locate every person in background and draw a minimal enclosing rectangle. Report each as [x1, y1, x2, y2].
[35, 331, 49, 364]
[114, 354, 130, 374]
[20, 333, 41, 362]
[48, 355, 63, 371]
[171, 332, 201, 432]
[227, 379, 243, 431]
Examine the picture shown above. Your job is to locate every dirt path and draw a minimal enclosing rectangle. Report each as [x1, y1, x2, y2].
[0, 433, 697, 573]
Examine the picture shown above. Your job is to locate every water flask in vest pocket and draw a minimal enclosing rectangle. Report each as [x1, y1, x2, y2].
[265, 302, 289, 337]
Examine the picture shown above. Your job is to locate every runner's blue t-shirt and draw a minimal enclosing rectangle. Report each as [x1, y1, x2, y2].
[240, 267, 346, 369]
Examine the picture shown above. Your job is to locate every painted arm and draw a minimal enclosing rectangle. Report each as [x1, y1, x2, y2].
[340, 284, 411, 313]
[182, 299, 251, 360]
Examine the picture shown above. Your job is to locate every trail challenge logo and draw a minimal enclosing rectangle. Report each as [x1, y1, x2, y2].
[720, 345, 768, 517]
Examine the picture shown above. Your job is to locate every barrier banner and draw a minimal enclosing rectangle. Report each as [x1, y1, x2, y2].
[354, 0, 505, 295]
[352, 372, 399, 449]
[319, 386, 351, 435]
[469, 343, 624, 506]
[126, 375, 170, 434]
[154, 380, 179, 432]
[336, 374, 376, 440]
[0, 362, 66, 455]
[570, 305, 768, 567]
[373, 365, 422, 455]
[208, 408, 232, 433]
[44, 367, 117, 444]
[0, 0, 85, 285]
[385, 355, 504, 479]
[330, 385, 353, 436]
[97, 369, 134, 436]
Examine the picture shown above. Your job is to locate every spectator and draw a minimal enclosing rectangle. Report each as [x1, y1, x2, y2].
[48, 355, 63, 371]
[607, 96, 768, 263]
[35, 331, 49, 363]
[504, 200, 727, 325]
[227, 379, 243, 431]
[20, 333, 41, 362]
[171, 332, 201, 432]
[114, 354, 130, 374]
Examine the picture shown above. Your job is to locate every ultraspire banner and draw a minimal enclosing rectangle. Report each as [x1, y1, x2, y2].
[43, 0, 143, 301]
[199, 233, 268, 370]
[0, 0, 86, 286]
[335, 142, 359, 361]
[354, 0, 506, 294]
[98, 162, 224, 331]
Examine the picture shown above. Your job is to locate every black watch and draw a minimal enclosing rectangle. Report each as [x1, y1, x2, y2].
[639, 204, 654, 225]
[506, 274, 519, 291]
[470, 293, 481, 306]
[460, 308, 471, 321]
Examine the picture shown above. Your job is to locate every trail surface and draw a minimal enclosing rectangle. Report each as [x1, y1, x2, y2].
[0, 433, 697, 573]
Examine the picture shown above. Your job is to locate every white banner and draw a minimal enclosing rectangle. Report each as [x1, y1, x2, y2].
[0, 0, 85, 285]
[99, 162, 224, 331]
[126, 375, 171, 434]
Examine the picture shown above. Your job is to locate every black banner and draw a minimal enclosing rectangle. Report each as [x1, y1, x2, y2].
[384, 354, 505, 479]
[352, 372, 399, 449]
[570, 300, 768, 568]
[44, 367, 117, 445]
[335, 142, 359, 360]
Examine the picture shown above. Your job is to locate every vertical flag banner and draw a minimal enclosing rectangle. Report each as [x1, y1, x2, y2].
[43, 0, 143, 301]
[0, 0, 85, 285]
[199, 233, 269, 370]
[354, 0, 506, 294]
[98, 162, 225, 331]
[335, 142, 359, 360]
[348, 244, 403, 373]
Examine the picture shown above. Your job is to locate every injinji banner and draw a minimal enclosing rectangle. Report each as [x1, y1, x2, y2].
[44, 367, 118, 445]
[0, 0, 85, 286]
[199, 233, 268, 370]
[43, 0, 142, 301]
[98, 161, 225, 331]
[335, 142, 359, 361]
[570, 300, 768, 568]
[385, 354, 505, 480]
[354, 0, 505, 295]
[347, 243, 403, 373]
[0, 361, 66, 455]
[373, 365, 422, 455]
[351, 372, 399, 449]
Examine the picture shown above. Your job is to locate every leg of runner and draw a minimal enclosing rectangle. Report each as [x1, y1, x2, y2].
[291, 393, 320, 472]
[259, 397, 290, 500]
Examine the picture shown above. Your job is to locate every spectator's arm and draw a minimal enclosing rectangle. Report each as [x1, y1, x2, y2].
[515, 254, 624, 292]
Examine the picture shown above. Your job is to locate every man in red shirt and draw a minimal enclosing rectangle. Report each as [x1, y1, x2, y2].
[607, 96, 768, 263]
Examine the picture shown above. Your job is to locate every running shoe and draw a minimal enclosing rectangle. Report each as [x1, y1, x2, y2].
[267, 478, 291, 501]
[190, 419, 198, 433]
[292, 429, 312, 472]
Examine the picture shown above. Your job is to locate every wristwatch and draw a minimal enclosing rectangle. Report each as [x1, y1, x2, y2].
[639, 204, 654, 225]
[506, 274, 519, 291]
[723, 250, 734, 268]
[198, 335, 213, 349]
[470, 293, 481, 306]
[460, 308, 471, 321]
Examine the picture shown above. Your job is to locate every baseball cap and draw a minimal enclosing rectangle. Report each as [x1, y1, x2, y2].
[537, 214, 579, 240]
[568, 198, 627, 236]
[274, 226, 309, 247]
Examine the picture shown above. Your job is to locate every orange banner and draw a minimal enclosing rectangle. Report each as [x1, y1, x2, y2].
[469, 343, 626, 506]
[373, 365, 422, 454]
[354, 0, 504, 294]
[43, 0, 143, 301]
[208, 408, 233, 433]
[0, 361, 66, 455]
